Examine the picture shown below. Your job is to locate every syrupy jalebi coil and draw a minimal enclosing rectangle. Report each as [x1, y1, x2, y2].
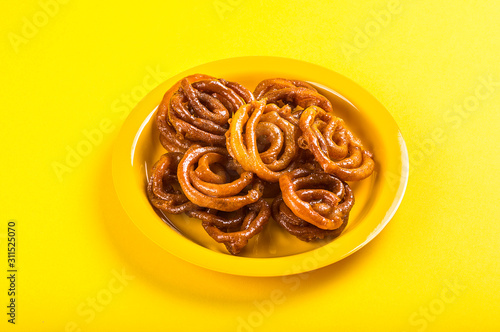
[192, 199, 270, 255]
[147, 152, 198, 214]
[254, 78, 319, 99]
[299, 106, 375, 181]
[226, 99, 300, 182]
[272, 194, 348, 242]
[278, 167, 354, 230]
[177, 145, 264, 212]
[254, 78, 333, 114]
[156, 74, 254, 153]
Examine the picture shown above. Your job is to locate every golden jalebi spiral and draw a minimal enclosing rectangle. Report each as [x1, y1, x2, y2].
[299, 106, 375, 181]
[278, 167, 354, 230]
[177, 145, 264, 212]
[156, 74, 254, 153]
[192, 199, 271, 255]
[147, 152, 198, 214]
[226, 100, 300, 182]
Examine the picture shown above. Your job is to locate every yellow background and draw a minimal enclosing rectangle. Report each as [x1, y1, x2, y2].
[1, 0, 499, 331]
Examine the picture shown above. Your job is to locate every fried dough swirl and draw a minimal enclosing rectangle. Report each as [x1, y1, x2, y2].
[278, 167, 354, 230]
[147, 152, 197, 214]
[254, 78, 333, 114]
[226, 100, 300, 182]
[156, 74, 254, 153]
[199, 199, 271, 255]
[272, 195, 348, 242]
[299, 106, 375, 181]
[254, 78, 318, 99]
[177, 145, 264, 212]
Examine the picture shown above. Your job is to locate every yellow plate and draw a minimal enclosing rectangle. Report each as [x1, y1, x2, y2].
[111, 56, 408, 276]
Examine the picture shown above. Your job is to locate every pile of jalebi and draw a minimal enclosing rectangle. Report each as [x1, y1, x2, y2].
[147, 75, 374, 255]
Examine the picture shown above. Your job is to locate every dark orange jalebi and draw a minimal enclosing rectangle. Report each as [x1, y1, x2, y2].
[272, 195, 348, 242]
[156, 74, 254, 153]
[147, 152, 198, 214]
[254, 78, 333, 114]
[226, 100, 300, 182]
[254, 78, 318, 99]
[177, 145, 264, 212]
[278, 167, 354, 230]
[299, 106, 375, 181]
[186, 208, 245, 229]
[198, 199, 271, 255]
